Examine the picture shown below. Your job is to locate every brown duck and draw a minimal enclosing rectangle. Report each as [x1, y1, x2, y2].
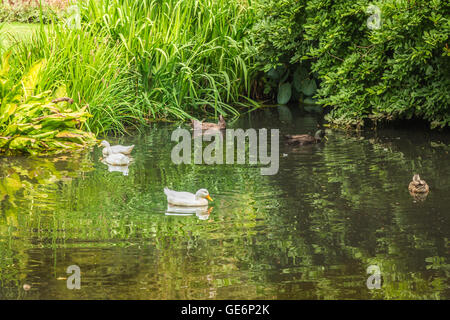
[191, 115, 226, 131]
[408, 174, 429, 194]
[284, 130, 325, 146]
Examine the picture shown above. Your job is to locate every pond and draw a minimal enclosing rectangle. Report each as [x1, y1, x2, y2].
[1, 106, 449, 299]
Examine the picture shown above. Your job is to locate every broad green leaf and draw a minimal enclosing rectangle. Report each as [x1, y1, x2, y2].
[277, 82, 292, 105]
[0, 103, 17, 124]
[303, 97, 317, 105]
[293, 65, 308, 92]
[300, 78, 317, 96]
[8, 137, 37, 150]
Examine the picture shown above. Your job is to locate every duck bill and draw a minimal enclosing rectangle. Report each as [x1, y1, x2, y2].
[206, 195, 213, 202]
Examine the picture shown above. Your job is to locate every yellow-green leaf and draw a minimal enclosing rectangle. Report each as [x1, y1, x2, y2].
[21, 59, 47, 98]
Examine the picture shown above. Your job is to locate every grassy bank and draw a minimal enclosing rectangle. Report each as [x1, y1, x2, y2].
[1, 0, 448, 144]
[79, 0, 257, 121]
[2, 0, 258, 135]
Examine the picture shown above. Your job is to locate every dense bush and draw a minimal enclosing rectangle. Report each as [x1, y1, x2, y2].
[252, 0, 450, 128]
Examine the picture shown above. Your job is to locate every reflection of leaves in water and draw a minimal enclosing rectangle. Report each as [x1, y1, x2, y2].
[255, 128, 450, 299]
[0, 153, 94, 213]
[0, 123, 449, 299]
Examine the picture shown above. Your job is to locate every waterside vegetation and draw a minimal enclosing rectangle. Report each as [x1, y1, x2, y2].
[0, 0, 448, 154]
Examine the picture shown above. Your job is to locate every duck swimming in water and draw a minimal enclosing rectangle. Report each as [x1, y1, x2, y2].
[100, 140, 132, 166]
[284, 130, 325, 146]
[164, 188, 213, 206]
[408, 174, 429, 194]
[190, 115, 226, 131]
[101, 140, 134, 157]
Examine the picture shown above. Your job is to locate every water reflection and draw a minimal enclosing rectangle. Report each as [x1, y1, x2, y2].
[0, 107, 449, 300]
[0, 153, 94, 209]
[102, 160, 132, 176]
[165, 205, 213, 220]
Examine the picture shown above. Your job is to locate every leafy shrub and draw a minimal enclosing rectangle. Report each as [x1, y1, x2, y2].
[0, 52, 97, 155]
[251, 0, 450, 128]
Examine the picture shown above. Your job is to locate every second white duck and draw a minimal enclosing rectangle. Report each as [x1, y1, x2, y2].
[101, 140, 132, 166]
[101, 140, 135, 156]
[164, 188, 213, 206]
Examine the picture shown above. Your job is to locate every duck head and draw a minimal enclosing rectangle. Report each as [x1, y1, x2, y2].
[412, 174, 425, 185]
[195, 189, 213, 201]
[218, 115, 226, 129]
[100, 140, 110, 147]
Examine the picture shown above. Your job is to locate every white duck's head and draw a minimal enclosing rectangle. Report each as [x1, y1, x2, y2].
[195, 189, 213, 201]
[100, 140, 111, 148]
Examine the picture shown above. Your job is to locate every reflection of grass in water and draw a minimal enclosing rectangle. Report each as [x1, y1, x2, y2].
[1, 127, 449, 299]
[0, 139, 277, 298]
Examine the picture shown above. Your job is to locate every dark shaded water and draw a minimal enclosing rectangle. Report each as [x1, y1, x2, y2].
[1, 106, 449, 299]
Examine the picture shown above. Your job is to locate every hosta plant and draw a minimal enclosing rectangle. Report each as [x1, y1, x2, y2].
[0, 52, 97, 155]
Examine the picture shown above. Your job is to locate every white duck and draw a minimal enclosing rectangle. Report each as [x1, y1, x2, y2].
[101, 140, 132, 166]
[101, 140, 135, 156]
[164, 188, 213, 206]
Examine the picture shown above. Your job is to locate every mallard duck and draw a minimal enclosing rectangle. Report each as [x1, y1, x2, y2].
[190, 115, 226, 131]
[164, 187, 213, 206]
[408, 174, 429, 194]
[100, 140, 134, 156]
[100, 140, 132, 166]
[284, 130, 325, 146]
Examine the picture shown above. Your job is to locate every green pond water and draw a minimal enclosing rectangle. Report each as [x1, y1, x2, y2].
[1, 106, 449, 299]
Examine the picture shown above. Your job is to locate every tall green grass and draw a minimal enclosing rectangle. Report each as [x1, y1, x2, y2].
[5, 0, 257, 134]
[11, 23, 140, 134]
[78, 0, 257, 121]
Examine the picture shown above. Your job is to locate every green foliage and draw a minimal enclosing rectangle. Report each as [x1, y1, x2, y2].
[251, 0, 315, 104]
[277, 82, 292, 104]
[3, 0, 259, 134]
[251, 0, 450, 128]
[10, 23, 140, 134]
[76, 0, 257, 121]
[0, 53, 97, 155]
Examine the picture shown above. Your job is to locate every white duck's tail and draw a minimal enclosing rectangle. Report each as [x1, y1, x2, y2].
[164, 187, 171, 196]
